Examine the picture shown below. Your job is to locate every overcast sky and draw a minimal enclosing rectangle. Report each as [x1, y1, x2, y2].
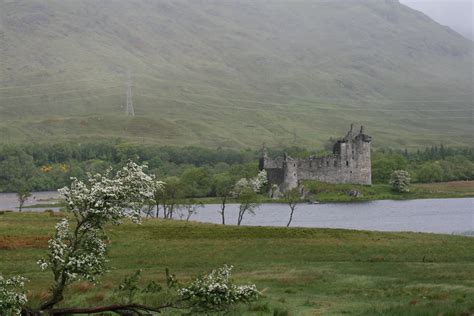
[399, 0, 473, 40]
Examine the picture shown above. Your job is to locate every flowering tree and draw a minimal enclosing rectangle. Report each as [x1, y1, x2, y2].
[0, 275, 28, 315]
[37, 161, 159, 310]
[390, 170, 411, 193]
[5, 162, 263, 315]
[232, 170, 267, 226]
[178, 265, 260, 312]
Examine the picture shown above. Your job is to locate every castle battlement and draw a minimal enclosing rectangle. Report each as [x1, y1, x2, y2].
[260, 125, 371, 193]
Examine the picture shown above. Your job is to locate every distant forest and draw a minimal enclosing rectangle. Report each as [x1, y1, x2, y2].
[0, 142, 473, 194]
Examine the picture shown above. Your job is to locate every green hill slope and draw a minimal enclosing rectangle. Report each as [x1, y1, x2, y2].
[0, 0, 472, 148]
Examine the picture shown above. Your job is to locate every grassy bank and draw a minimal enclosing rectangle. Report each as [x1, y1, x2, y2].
[197, 181, 474, 204]
[1, 212, 473, 315]
[302, 181, 474, 203]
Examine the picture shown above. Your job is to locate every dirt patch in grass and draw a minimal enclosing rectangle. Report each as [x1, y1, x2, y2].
[72, 282, 95, 293]
[0, 235, 49, 249]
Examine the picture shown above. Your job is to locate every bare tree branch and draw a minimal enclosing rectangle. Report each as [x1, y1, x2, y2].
[22, 303, 174, 315]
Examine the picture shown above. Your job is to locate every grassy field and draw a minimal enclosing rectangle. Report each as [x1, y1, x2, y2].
[415, 181, 474, 196]
[302, 181, 474, 203]
[1, 212, 473, 315]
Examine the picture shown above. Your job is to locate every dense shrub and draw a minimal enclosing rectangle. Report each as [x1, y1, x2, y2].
[390, 170, 411, 192]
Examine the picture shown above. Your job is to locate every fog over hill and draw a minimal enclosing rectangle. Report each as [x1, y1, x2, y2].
[0, 0, 472, 148]
[400, 0, 473, 41]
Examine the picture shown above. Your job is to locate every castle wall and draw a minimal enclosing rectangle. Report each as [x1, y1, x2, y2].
[266, 167, 284, 185]
[261, 125, 372, 192]
[295, 140, 371, 185]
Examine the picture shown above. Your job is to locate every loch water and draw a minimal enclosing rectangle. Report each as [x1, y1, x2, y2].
[1, 192, 472, 235]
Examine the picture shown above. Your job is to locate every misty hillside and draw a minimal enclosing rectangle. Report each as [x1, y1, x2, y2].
[0, 0, 472, 148]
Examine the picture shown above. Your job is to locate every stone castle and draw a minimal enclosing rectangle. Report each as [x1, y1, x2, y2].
[259, 125, 372, 193]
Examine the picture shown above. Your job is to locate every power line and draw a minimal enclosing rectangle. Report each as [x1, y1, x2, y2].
[135, 87, 472, 108]
[0, 77, 120, 90]
[135, 92, 472, 113]
[1, 72, 471, 106]
[0, 93, 122, 108]
[421, 117, 473, 120]
[0, 86, 121, 99]
[134, 74, 473, 104]
[135, 94, 473, 123]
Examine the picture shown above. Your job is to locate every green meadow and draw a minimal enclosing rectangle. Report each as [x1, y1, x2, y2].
[1, 212, 473, 315]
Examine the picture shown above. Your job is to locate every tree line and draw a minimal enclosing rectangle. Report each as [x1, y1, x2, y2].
[372, 146, 474, 184]
[0, 142, 473, 194]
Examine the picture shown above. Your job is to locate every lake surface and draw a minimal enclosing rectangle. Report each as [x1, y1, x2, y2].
[0, 192, 472, 235]
[189, 199, 473, 235]
[0, 191, 61, 211]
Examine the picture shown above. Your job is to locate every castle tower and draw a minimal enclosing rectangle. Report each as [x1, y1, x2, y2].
[353, 125, 372, 184]
[281, 153, 298, 192]
[258, 143, 268, 170]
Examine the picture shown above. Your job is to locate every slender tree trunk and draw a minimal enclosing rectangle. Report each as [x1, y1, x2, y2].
[287, 205, 296, 227]
[18, 198, 26, 212]
[186, 210, 192, 221]
[163, 202, 168, 219]
[237, 206, 245, 226]
[220, 196, 227, 225]
[155, 202, 160, 218]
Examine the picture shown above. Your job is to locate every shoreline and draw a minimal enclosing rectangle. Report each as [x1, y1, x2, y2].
[0, 181, 472, 208]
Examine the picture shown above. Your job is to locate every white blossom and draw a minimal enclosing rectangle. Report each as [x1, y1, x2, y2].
[390, 170, 411, 193]
[232, 170, 267, 198]
[58, 161, 158, 225]
[178, 265, 260, 311]
[0, 275, 28, 315]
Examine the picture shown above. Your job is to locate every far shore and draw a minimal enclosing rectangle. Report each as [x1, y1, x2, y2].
[1, 181, 472, 211]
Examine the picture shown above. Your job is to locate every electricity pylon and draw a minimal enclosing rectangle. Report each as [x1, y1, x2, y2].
[125, 71, 135, 116]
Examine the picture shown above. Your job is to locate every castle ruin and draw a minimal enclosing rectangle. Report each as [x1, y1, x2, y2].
[260, 125, 372, 193]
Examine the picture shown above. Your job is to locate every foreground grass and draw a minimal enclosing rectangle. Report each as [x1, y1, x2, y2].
[1, 212, 473, 315]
